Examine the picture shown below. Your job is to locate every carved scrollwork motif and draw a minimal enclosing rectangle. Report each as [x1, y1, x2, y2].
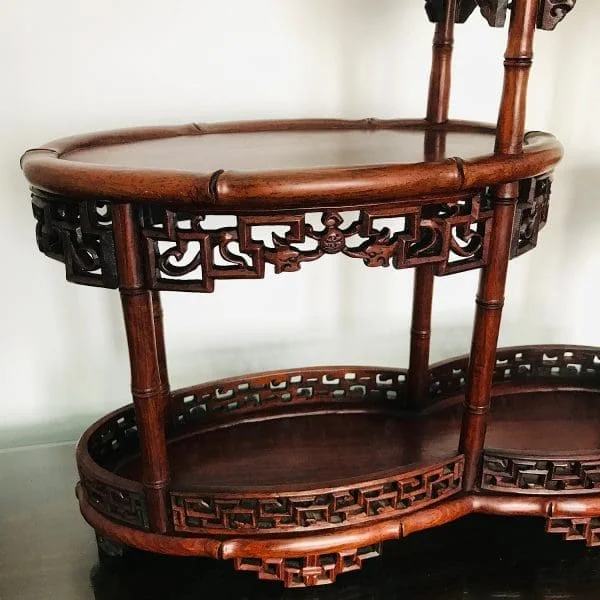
[31, 190, 117, 288]
[170, 367, 409, 428]
[475, 0, 576, 29]
[546, 517, 600, 547]
[234, 544, 382, 588]
[141, 193, 493, 292]
[170, 458, 464, 534]
[537, 0, 577, 30]
[482, 454, 600, 494]
[511, 174, 551, 257]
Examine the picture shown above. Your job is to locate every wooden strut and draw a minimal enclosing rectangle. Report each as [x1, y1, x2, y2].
[112, 204, 171, 532]
[409, 0, 457, 408]
[460, 0, 539, 490]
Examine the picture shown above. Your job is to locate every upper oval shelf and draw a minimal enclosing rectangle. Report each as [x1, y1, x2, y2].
[21, 119, 562, 213]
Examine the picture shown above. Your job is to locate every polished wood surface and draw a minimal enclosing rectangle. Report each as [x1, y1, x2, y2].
[20, 120, 562, 210]
[19, 0, 586, 589]
[113, 390, 600, 492]
[2, 442, 599, 600]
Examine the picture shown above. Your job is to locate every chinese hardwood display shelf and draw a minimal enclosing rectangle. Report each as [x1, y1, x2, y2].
[20, 0, 590, 590]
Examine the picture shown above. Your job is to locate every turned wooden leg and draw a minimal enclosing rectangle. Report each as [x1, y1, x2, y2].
[112, 204, 171, 533]
[459, 185, 517, 490]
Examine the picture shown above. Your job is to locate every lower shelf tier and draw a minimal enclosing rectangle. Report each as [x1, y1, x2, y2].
[76, 344, 600, 588]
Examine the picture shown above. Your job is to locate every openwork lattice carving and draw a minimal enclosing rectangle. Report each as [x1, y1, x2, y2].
[86, 408, 139, 470]
[234, 544, 382, 588]
[429, 346, 600, 403]
[141, 194, 493, 292]
[546, 517, 600, 547]
[482, 454, 600, 494]
[171, 367, 409, 429]
[31, 189, 117, 288]
[170, 458, 464, 534]
[511, 174, 552, 258]
[80, 474, 148, 530]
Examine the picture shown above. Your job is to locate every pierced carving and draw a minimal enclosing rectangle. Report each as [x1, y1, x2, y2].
[31, 189, 117, 288]
[425, 0, 478, 23]
[234, 544, 382, 588]
[482, 454, 600, 494]
[429, 346, 600, 403]
[546, 517, 600, 547]
[476, 0, 576, 29]
[142, 193, 493, 292]
[170, 367, 409, 428]
[537, 0, 577, 31]
[511, 174, 551, 258]
[170, 458, 464, 534]
[80, 474, 149, 530]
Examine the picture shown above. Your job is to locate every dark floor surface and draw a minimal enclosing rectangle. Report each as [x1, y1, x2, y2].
[2, 442, 600, 600]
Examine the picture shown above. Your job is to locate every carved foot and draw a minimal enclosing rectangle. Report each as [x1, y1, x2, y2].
[546, 517, 600, 547]
[95, 532, 131, 564]
[233, 544, 382, 588]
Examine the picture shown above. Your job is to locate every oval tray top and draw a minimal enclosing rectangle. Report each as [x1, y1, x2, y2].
[21, 119, 562, 212]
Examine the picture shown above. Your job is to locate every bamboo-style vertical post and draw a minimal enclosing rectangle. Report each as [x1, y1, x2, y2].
[112, 204, 171, 532]
[151, 290, 170, 392]
[459, 0, 539, 490]
[408, 0, 457, 409]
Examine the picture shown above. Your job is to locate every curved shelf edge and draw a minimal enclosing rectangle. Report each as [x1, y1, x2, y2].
[21, 119, 562, 209]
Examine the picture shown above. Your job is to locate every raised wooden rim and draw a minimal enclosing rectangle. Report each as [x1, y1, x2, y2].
[20, 119, 563, 212]
[77, 486, 600, 559]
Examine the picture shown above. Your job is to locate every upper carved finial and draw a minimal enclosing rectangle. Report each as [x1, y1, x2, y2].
[537, 0, 577, 31]
[427, 0, 578, 30]
[477, 0, 509, 27]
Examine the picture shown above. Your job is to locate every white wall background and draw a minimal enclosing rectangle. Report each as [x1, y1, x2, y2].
[1, 1, 598, 448]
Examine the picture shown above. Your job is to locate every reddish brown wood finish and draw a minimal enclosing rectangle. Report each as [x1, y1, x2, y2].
[460, 0, 538, 490]
[409, 0, 457, 408]
[21, 0, 585, 589]
[112, 204, 170, 533]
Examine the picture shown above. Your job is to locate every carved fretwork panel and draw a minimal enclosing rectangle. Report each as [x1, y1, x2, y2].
[141, 193, 493, 292]
[429, 346, 600, 403]
[31, 190, 117, 288]
[425, 0, 478, 23]
[80, 474, 149, 530]
[170, 367, 409, 428]
[475, 0, 576, 29]
[234, 544, 382, 588]
[170, 458, 464, 534]
[546, 517, 600, 547]
[482, 454, 600, 494]
[511, 174, 551, 257]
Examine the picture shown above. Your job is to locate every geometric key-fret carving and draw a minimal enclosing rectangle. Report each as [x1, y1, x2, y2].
[234, 544, 382, 588]
[482, 454, 600, 494]
[546, 517, 600, 547]
[171, 458, 464, 534]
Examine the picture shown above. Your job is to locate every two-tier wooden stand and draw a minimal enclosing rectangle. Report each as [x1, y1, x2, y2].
[21, 1, 593, 589]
